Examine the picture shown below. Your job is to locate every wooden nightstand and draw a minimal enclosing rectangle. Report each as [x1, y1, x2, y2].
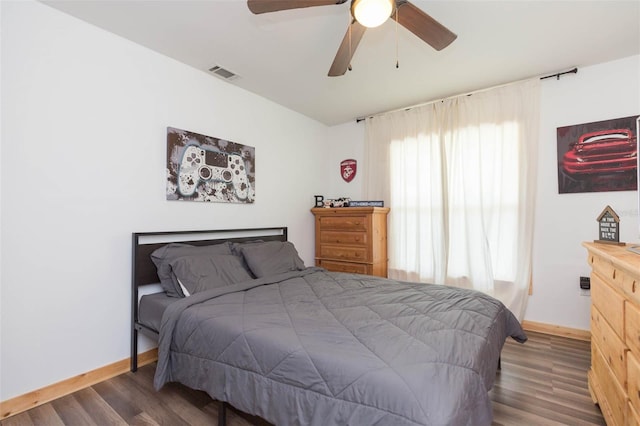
[311, 207, 389, 277]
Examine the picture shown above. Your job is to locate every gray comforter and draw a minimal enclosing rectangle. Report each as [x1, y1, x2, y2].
[154, 268, 526, 426]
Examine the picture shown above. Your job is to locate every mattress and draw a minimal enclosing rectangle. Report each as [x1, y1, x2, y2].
[139, 291, 177, 333]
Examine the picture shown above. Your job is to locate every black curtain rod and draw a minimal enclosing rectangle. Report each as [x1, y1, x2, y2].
[356, 68, 579, 122]
[540, 67, 578, 80]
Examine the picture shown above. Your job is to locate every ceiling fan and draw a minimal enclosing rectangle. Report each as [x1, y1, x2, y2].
[247, 0, 457, 77]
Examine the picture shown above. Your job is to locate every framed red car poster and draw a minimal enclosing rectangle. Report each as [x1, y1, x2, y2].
[557, 115, 639, 194]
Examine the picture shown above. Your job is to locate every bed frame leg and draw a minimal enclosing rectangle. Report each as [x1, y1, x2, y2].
[218, 401, 227, 426]
[131, 328, 138, 372]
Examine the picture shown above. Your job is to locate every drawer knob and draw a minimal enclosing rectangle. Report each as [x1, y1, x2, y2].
[633, 280, 637, 293]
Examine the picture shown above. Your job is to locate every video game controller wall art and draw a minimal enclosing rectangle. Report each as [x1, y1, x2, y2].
[166, 127, 255, 203]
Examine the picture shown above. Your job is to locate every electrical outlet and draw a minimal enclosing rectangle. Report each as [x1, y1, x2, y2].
[580, 276, 590, 290]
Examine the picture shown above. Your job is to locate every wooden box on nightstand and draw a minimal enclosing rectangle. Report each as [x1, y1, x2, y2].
[311, 207, 389, 277]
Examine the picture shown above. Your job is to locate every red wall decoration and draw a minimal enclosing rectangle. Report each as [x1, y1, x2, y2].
[340, 159, 357, 183]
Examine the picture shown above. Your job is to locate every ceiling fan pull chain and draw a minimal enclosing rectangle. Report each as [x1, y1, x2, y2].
[348, 18, 353, 71]
[395, 7, 399, 69]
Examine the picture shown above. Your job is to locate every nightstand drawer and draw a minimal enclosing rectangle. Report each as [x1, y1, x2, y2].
[318, 215, 368, 232]
[316, 259, 370, 275]
[592, 305, 627, 388]
[592, 271, 625, 336]
[319, 245, 369, 262]
[319, 231, 368, 246]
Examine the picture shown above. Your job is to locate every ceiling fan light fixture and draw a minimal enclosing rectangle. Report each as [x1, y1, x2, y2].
[351, 0, 394, 28]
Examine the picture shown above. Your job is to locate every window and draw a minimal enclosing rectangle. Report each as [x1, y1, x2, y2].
[364, 80, 540, 319]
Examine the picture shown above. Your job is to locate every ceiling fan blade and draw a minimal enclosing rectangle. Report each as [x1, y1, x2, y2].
[248, 0, 343, 14]
[328, 20, 367, 77]
[396, 1, 457, 51]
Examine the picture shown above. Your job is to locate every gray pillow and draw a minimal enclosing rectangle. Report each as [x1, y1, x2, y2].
[230, 240, 264, 277]
[169, 253, 253, 295]
[240, 241, 306, 278]
[151, 242, 233, 297]
[229, 240, 264, 257]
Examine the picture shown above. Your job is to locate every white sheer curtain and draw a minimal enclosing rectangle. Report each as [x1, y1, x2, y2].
[364, 80, 540, 320]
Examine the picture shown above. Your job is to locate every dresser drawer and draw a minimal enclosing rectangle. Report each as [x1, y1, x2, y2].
[318, 215, 368, 232]
[592, 271, 625, 336]
[592, 305, 627, 388]
[316, 259, 370, 275]
[592, 342, 627, 426]
[629, 401, 640, 426]
[590, 252, 629, 289]
[627, 301, 640, 355]
[628, 351, 640, 414]
[319, 245, 369, 262]
[319, 230, 368, 246]
[622, 272, 640, 307]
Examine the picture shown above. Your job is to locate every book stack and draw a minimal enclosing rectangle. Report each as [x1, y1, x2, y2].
[348, 200, 384, 207]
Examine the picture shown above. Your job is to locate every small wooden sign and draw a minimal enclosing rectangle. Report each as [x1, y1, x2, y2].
[595, 205, 624, 245]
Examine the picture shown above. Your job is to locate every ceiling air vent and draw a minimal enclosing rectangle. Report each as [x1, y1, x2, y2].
[208, 65, 238, 81]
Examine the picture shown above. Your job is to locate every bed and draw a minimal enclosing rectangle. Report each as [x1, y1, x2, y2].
[131, 227, 527, 426]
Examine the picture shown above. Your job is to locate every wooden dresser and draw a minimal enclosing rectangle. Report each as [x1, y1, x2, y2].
[311, 207, 389, 277]
[583, 242, 640, 425]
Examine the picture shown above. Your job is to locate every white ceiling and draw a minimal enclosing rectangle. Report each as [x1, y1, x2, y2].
[42, 0, 640, 126]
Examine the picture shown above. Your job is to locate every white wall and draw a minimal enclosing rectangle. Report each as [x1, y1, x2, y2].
[322, 121, 366, 202]
[527, 55, 640, 330]
[0, 1, 327, 401]
[323, 55, 640, 331]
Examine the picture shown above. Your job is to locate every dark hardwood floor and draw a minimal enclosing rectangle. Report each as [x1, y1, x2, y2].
[491, 331, 605, 425]
[1, 331, 605, 426]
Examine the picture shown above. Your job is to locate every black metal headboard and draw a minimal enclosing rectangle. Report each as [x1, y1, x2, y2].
[132, 227, 288, 287]
[130, 227, 288, 371]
